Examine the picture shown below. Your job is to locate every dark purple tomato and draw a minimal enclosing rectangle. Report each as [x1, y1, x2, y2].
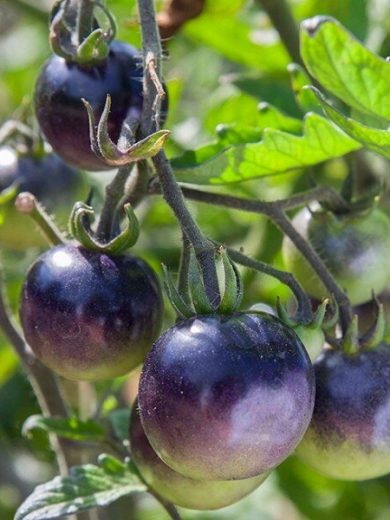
[0, 146, 86, 249]
[138, 312, 315, 481]
[20, 244, 163, 381]
[296, 346, 390, 480]
[129, 402, 268, 510]
[34, 41, 145, 171]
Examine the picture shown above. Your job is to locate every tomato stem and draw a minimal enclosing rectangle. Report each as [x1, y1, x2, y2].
[157, 185, 353, 334]
[227, 247, 313, 324]
[138, 0, 221, 308]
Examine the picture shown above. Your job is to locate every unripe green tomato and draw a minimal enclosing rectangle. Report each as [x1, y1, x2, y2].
[282, 207, 390, 305]
[129, 404, 268, 510]
[293, 324, 325, 361]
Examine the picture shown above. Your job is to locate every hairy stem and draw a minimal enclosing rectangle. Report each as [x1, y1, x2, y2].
[226, 247, 313, 323]
[256, 0, 302, 65]
[137, 0, 220, 306]
[178, 232, 191, 303]
[15, 192, 66, 246]
[171, 186, 352, 333]
[77, 0, 95, 42]
[96, 165, 134, 241]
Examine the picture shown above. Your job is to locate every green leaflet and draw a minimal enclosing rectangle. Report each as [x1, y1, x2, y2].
[301, 16, 390, 122]
[15, 455, 145, 520]
[174, 113, 360, 185]
[22, 415, 105, 442]
[310, 87, 390, 159]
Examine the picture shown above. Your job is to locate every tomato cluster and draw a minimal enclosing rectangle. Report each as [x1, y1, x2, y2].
[9, 8, 390, 515]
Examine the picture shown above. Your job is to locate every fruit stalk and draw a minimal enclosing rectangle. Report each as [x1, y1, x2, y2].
[96, 165, 134, 240]
[173, 186, 353, 333]
[137, 0, 221, 307]
[226, 247, 313, 324]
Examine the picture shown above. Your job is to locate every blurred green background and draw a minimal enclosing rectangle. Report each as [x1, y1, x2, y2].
[1, 0, 390, 519]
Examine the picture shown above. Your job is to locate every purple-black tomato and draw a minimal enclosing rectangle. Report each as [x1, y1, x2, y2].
[20, 244, 163, 381]
[0, 146, 86, 249]
[35, 41, 165, 171]
[282, 207, 390, 305]
[296, 346, 390, 480]
[129, 402, 268, 510]
[138, 312, 315, 481]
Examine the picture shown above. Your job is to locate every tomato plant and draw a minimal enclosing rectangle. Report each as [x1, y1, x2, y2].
[2, 1, 390, 520]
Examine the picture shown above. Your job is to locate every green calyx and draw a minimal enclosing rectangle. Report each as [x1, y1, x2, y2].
[69, 201, 139, 255]
[343, 298, 386, 355]
[164, 246, 243, 320]
[277, 298, 333, 360]
[50, 0, 116, 66]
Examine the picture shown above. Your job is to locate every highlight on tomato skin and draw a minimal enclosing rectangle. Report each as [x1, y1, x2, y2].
[138, 312, 315, 482]
[129, 400, 269, 511]
[296, 345, 390, 481]
[19, 244, 164, 381]
[282, 207, 390, 305]
[0, 146, 86, 249]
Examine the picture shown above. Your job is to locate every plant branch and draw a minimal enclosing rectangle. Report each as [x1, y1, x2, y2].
[178, 232, 191, 303]
[77, 0, 95, 42]
[137, 0, 220, 307]
[255, 0, 302, 66]
[15, 192, 66, 246]
[165, 185, 353, 333]
[226, 247, 313, 323]
[178, 185, 349, 213]
[96, 165, 134, 241]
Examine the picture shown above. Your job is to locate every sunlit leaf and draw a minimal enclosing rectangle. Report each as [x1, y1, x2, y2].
[174, 113, 360, 184]
[15, 455, 145, 520]
[22, 415, 106, 442]
[301, 16, 390, 122]
[310, 86, 390, 159]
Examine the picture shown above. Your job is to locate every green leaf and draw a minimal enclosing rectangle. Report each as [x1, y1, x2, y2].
[174, 113, 360, 185]
[301, 16, 390, 122]
[309, 87, 390, 159]
[288, 63, 321, 114]
[22, 415, 106, 442]
[15, 455, 145, 520]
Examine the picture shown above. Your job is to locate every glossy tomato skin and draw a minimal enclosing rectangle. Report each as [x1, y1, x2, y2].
[139, 312, 315, 481]
[282, 208, 390, 305]
[296, 346, 390, 480]
[34, 41, 144, 171]
[20, 244, 163, 381]
[130, 402, 268, 510]
[0, 146, 86, 249]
